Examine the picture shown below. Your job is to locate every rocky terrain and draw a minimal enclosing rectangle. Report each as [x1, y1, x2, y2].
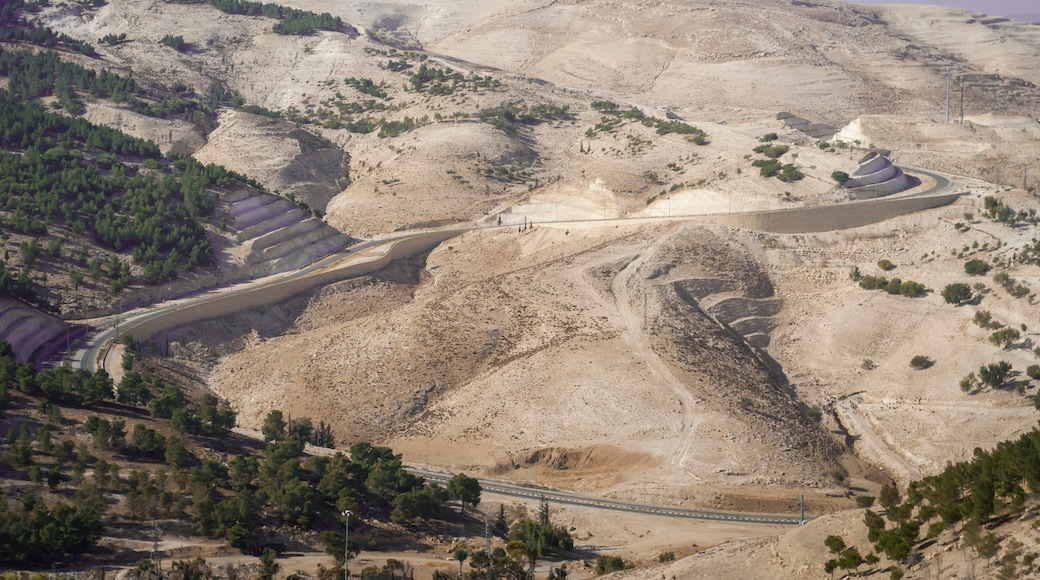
[9, 0, 1040, 576]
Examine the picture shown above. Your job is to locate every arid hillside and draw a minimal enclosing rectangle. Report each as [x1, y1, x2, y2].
[16, 0, 1040, 576]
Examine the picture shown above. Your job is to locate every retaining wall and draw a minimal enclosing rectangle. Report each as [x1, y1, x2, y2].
[695, 193, 962, 234]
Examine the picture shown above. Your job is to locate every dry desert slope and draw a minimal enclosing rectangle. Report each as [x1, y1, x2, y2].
[27, 0, 1040, 575]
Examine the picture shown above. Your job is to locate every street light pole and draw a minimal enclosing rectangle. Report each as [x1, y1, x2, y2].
[342, 510, 353, 580]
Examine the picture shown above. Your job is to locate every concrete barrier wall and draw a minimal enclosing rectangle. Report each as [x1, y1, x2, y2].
[236, 208, 308, 242]
[262, 226, 336, 260]
[271, 234, 351, 271]
[855, 154, 889, 175]
[119, 229, 464, 345]
[236, 199, 295, 229]
[846, 163, 898, 188]
[847, 174, 912, 200]
[695, 193, 962, 234]
[250, 218, 323, 253]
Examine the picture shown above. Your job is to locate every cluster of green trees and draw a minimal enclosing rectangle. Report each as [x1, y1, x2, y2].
[841, 426, 1040, 576]
[167, 0, 344, 35]
[0, 486, 106, 565]
[399, 62, 499, 95]
[857, 275, 926, 297]
[0, 341, 114, 406]
[160, 34, 188, 52]
[0, 41, 253, 132]
[960, 361, 1014, 393]
[0, 0, 95, 55]
[0, 47, 140, 112]
[0, 259, 45, 310]
[478, 102, 570, 134]
[0, 92, 273, 290]
[345, 77, 388, 99]
[585, 105, 709, 144]
[982, 195, 1037, 228]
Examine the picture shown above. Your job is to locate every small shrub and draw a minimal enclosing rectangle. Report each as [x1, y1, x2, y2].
[885, 278, 903, 294]
[777, 164, 804, 182]
[859, 275, 888, 290]
[1008, 283, 1029, 298]
[855, 496, 876, 508]
[160, 35, 186, 52]
[993, 271, 1011, 286]
[964, 259, 990, 276]
[862, 359, 876, 371]
[909, 355, 933, 370]
[899, 280, 925, 297]
[831, 171, 850, 184]
[877, 259, 894, 271]
[989, 327, 1021, 349]
[759, 133, 778, 142]
[595, 556, 626, 575]
[973, 310, 993, 328]
[1027, 365, 1040, 380]
[658, 552, 675, 563]
[849, 266, 861, 281]
[942, 283, 973, 305]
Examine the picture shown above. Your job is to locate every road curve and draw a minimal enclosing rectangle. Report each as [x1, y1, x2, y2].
[414, 469, 806, 526]
[72, 229, 466, 373]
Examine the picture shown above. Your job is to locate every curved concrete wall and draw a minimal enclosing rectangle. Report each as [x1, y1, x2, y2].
[698, 193, 961, 234]
[2, 309, 66, 363]
[847, 163, 899, 187]
[847, 173, 912, 200]
[854, 153, 889, 175]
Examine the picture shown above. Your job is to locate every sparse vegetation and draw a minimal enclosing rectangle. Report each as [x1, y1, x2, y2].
[909, 355, 933, 370]
[159, 34, 187, 52]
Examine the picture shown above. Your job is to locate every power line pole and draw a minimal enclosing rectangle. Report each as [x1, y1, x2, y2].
[152, 522, 161, 580]
[346, 511, 354, 579]
[945, 67, 951, 123]
[960, 76, 965, 124]
[484, 517, 491, 555]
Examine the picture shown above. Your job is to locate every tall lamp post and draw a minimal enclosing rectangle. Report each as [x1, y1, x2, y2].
[342, 510, 353, 580]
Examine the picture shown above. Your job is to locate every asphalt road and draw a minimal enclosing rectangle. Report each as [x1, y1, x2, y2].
[415, 469, 806, 526]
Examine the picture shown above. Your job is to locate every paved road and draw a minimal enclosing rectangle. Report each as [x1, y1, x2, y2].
[413, 469, 802, 525]
[72, 231, 452, 372]
[414, 469, 806, 526]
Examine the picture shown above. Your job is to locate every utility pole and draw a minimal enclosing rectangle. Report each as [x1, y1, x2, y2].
[960, 75, 965, 124]
[945, 67, 951, 123]
[152, 522, 161, 579]
[342, 510, 353, 580]
[799, 494, 805, 525]
[484, 517, 491, 555]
